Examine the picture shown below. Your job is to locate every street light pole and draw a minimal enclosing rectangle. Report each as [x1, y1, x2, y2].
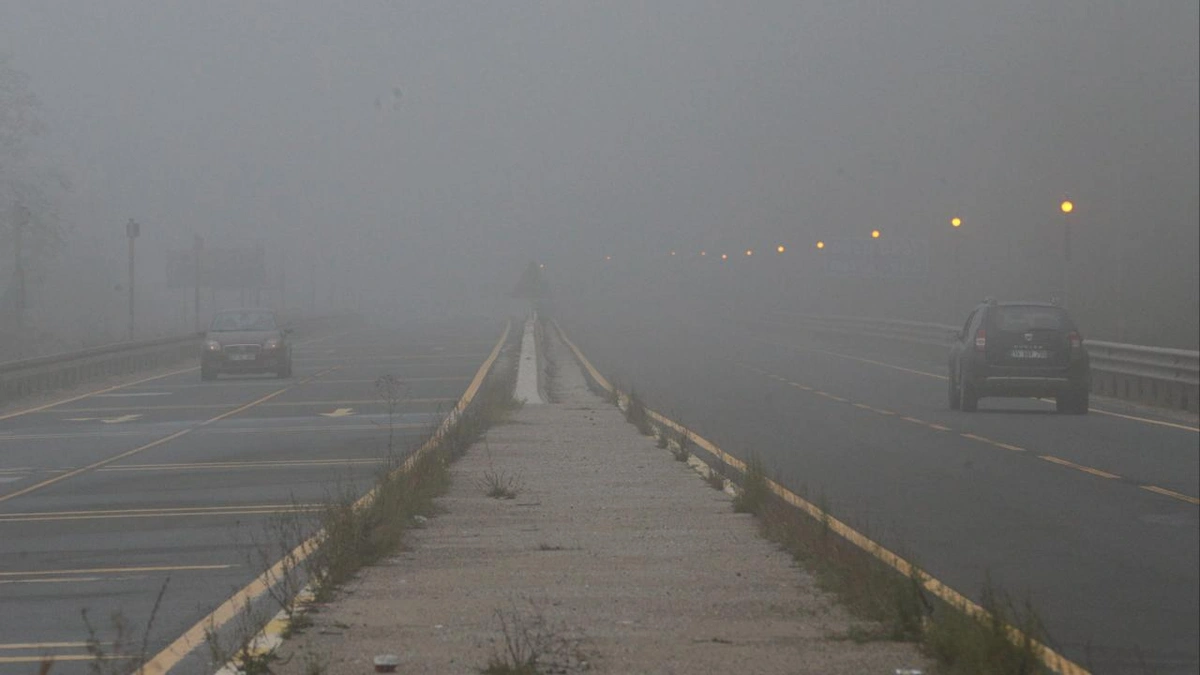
[13, 204, 30, 354]
[1059, 200, 1074, 308]
[126, 218, 140, 340]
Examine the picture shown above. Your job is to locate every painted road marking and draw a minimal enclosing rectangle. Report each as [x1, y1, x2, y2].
[64, 413, 143, 424]
[0, 366, 341, 504]
[0, 642, 90, 649]
[140, 321, 513, 675]
[1038, 455, 1121, 479]
[0, 330, 358, 423]
[1139, 485, 1200, 505]
[0, 367, 198, 422]
[733, 362, 1197, 505]
[319, 407, 355, 418]
[93, 392, 172, 398]
[0, 423, 428, 442]
[751, 333, 1199, 433]
[0, 504, 320, 523]
[558, 323, 1090, 675]
[100, 458, 383, 472]
[42, 398, 455, 414]
[0, 564, 233, 578]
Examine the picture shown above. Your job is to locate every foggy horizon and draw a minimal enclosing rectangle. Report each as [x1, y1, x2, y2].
[2, 1, 1197, 347]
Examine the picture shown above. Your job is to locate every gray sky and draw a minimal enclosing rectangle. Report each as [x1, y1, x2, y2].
[1, 1, 1197, 335]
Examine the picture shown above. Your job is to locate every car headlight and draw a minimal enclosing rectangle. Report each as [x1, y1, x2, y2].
[205, 340, 222, 351]
[263, 338, 282, 350]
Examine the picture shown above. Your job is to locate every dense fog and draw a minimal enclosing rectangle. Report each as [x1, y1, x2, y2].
[2, 1, 1197, 357]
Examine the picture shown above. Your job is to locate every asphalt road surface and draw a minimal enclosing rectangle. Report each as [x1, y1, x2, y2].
[560, 296, 1199, 675]
[0, 318, 504, 674]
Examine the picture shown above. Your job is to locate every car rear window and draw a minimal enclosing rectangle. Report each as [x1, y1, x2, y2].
[991, 306, 1069, 332]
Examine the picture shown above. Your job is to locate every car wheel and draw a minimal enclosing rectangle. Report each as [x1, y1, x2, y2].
[947, 367, 961, 410]
[277, 362, 293, 379]
[959, 371, 978, 412]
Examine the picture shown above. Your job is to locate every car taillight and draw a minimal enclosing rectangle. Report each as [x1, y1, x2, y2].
[974, 329, 987, 351]
[1068, 331, 1082, 350]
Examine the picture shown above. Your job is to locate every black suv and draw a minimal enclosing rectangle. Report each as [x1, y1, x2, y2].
[948, 300, 1090, 414]
[201, 309, 293, 380]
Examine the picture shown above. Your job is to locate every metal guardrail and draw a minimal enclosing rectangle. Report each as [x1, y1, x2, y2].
[771, 312, 1200, 413]
[0, 334, 202, 405]
[0, 314, 352, 407]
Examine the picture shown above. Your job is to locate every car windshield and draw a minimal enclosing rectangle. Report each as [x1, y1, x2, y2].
[992, 306, 1069, 332]
[210, 311, 276, 332]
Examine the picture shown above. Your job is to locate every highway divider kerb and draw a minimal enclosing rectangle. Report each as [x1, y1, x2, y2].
[551, 318, 1091, 675]
[140, 320, 512, 675]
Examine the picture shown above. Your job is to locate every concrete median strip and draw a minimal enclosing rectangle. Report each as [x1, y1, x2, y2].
[258, 323, 933, 674]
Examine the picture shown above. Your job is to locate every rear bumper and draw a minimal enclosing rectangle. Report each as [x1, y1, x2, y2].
[967, 362, 1089, 398]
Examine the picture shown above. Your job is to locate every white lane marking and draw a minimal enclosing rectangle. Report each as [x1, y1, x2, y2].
[318, 408, 355, 418]
[93, 392, 172, 398]
[514, 318, 545, 405]
[63, 414, 143, 424]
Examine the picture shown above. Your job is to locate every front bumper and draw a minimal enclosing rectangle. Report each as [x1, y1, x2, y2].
[202, 350, 287, 372]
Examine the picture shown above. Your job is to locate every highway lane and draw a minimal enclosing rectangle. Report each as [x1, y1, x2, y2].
[561, 301, 1199, 675]
[0, 319, 504, 673]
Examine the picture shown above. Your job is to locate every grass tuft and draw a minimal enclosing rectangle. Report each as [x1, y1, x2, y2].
[624, 389, 654, 436]
[731, 454, 770, 515]
[481, 601, 590, 675]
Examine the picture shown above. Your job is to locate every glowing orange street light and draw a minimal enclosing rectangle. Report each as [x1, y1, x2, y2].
[776, 244, 786, 254]
[670, 251, 676, 256]
[721, 253, 728, 260]
[1060, 200, 1074, 214]
[605, 255, 612, 261]
[951, 217, 962, 228]
[700, 251, 707, 256]
[816, 240, 826, 250]
[745, 249, 754, 257]
[871, 229, 881, 239]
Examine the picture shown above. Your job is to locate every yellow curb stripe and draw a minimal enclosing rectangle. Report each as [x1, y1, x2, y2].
[557, 322, 1090, 675]
[140, 320, 511, 675]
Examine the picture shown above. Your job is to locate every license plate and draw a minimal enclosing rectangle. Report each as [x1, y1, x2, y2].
[1010, 348, 1049, 359]
[229, 354, 255, 361]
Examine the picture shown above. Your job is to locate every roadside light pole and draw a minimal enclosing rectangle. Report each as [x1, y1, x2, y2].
[126, 218, 140, 341]
[193, 234, 204, 333]
[1059, 200, 1074, 308]
[13, 204, 30, 354]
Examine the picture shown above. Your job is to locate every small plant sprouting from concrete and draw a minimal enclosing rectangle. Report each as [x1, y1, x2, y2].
[624, 389, 653, 436]
[481, 600, 591, 675]
[478, 438, 524, 500]
[671, 430, 693, 462]
[204, 596, 283, 675]
[655, 428, 669, 449]
[732, 454, 769, 515]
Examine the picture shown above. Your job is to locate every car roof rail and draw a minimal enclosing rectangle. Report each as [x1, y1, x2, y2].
[983, 296, 998, 306]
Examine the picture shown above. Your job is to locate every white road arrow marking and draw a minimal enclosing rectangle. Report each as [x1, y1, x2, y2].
[319, 408, 355, 418]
